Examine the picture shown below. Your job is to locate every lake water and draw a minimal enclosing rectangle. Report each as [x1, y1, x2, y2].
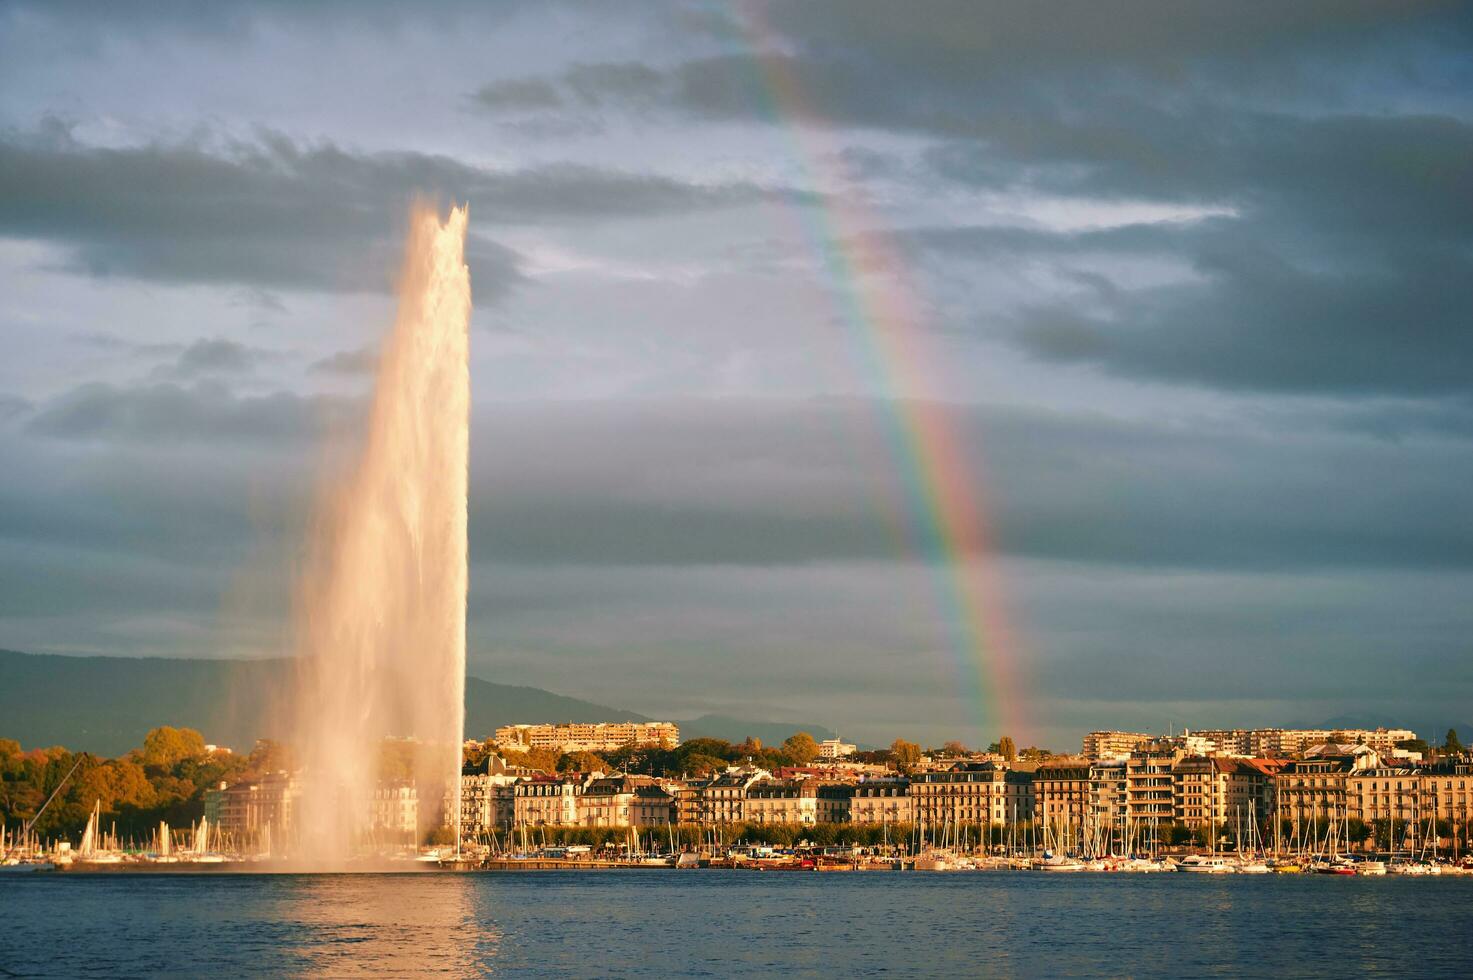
[2, 871, 1471, 977]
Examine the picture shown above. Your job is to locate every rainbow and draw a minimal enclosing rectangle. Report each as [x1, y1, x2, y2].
[729, 3, 1029, 745]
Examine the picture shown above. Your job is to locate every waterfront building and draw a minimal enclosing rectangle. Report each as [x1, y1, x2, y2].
[1172, 757, 1236, 828]
[211, 771, 298, 844]
[632, 784, 677, 827]
[1232, 758, 1289, 827]
[493, 721, 680, 754]
[1423, 760, 1473, 835]
[1126, 746, 1182, 823]
[1088, 759, 1128, 826]
[850, 779, 913, 826]
[910, 762, 1008, 829]
[514, 774, 582, 827]
[460, 755, 537, 836]
[369, 783, 418, 841]
[816, 784, 855, 823]
[745, 780, 820, 825]
[1081, 731, 1154, 760]
[1003, 769, 1036, 825]
[577, 775, 645, 828]
[1273, 751, 1377, 824]
[676, 766, 768, 825]
[1347, 765, 1423, 827]
[1035, 760, 1091, 837]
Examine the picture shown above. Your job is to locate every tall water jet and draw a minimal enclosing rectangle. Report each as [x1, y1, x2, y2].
[288, 204, 471, 865]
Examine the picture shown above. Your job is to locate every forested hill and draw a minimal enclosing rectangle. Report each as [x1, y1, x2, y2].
[0, 649, 834, 755]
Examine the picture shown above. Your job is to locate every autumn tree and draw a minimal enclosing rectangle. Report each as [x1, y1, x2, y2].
[139, 727, 207, 770]
[889, 739, 921, 771]
[783, 732, 819, 765]
[557, 751, 608, 774]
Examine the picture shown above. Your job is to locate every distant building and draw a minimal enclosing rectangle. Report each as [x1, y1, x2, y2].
[493, 721, 679, 755]
[1081, 731, 1154, 760]
[817, 738, 857, 760]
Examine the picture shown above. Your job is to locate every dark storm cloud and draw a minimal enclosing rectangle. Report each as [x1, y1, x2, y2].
[25, 380, 354, 445]
[0, 124, 802, 293]
[466, 398, 1473, 572]
[15, 390, 1472, 572]
[465, 4, 1473, 398]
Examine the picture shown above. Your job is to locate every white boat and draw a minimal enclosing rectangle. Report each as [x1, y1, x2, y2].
[1356, 861, 1387, 876]
[1175, 855, 1236, 873]
[1235, 859, 1271, 874]
[1036, 854, 1086, 872]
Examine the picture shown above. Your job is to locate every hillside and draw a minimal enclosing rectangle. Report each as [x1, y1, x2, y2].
[0, 649, 834, 756]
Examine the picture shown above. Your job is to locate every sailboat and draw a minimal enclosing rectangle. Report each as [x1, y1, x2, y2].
[77, 801, 123, 865]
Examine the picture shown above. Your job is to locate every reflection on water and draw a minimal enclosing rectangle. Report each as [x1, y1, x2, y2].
[272, 874, 495, 977]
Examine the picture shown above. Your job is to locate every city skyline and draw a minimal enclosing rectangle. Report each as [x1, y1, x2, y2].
[2, 2, 1472, 750]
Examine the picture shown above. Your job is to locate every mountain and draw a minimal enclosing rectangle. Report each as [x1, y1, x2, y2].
[0, 649, 832, 756]
[678, 714, 839, 746]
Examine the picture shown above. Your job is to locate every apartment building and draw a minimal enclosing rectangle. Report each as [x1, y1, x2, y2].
[369, 783, 418, 840]
[493, 721, 680, 754]
[513, 775, 582, 827]
[1082, 731, 1154, 760]
[1089, 759, 1128, 825]
[1172, 757, 1236, 828]
[208, 771, 298, 843]
[910, 762, 1009, 828]
[1126, 747, 1182, 822]
[631, 784, 677, 827]
[1035, 760, 1091, 834]
[817, 738, 858, 759]
[850, 779, 913, 825]
[745, 780, 820, 825]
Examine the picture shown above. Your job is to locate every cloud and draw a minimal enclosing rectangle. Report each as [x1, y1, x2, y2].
[152, 338, 268, 379]
[309, 346, 377, 376]
[0, 125, 804, 294]
[25, 380, 353, 445]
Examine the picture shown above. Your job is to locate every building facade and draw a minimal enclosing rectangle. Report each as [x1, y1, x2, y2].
[494, 721, 680, 754]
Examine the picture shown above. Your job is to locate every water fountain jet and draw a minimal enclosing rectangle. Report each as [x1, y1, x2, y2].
[287, 204, 470, 867]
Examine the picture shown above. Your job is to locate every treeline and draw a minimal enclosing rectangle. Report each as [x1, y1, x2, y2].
[0, 728, 284, 842]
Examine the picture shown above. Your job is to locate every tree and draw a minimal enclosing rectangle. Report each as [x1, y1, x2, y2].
[557, 751, 608, 774]
[1446, 728, 1465, 754]
[139, 727, 207, 770]
[996, 736, 1017, 762]
[783, 732, 819, 765]
[1397, 738, 1431, 756]
[941, 740, 969, 757]
[890, 739, 921, 771]
[682, 753, 728, 777]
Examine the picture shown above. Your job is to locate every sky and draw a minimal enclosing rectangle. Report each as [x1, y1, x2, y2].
[1, 1, 1471, 750]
